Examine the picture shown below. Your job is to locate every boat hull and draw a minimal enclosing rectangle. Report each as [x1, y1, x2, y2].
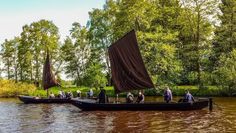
[18, 96, 71, 104]
[71, 98, 210, 111]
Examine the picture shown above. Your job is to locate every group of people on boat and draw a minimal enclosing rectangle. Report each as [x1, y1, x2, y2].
[48, 90, 73, 99]
[163, 86, 194, 103]
[126, 91, 145, 103]
[125, 86, 195, 104]
[38, 85, 195, 104]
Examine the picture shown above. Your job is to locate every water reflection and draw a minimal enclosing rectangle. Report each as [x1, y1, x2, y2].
[0, 97, 236, 132]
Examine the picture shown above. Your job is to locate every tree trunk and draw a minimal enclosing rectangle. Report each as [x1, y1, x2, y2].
[14, 64, 18, 83]
[20, 67, 23, 81]
[196, 7, 201, 86]
[35, 56, 39, 83]
[7, 60, 10, 80]
[105, 49, 112, 86]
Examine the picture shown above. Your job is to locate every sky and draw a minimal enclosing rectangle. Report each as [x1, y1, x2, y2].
[0, 0, 105, 79]
[0, 0, 105, 44]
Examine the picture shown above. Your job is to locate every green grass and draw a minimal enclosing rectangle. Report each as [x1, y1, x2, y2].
[28, 86, 116, 98]
[0, 79, 36, 98]
[0, 79, 234, 98]
[28, 85, 233, 97]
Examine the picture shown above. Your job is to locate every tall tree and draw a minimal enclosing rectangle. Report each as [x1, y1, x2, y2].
[18, 25, 33, 81]
[62, 23, 90, 86]
[88, 0, 183, 86]
[19, 20, 60, 84]
[211, 0, 236, 68]
[1, 37, 19, 82]
[179, 0, 218, 85]
[215, 49, 236, 95]
[87, 0, 118, 85]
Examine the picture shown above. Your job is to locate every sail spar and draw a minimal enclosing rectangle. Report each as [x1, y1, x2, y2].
[108, 30, 154, 93]
[42, 52, 59, 90]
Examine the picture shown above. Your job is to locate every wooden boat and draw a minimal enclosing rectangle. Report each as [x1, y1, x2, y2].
[19, 51, 64, 104]
[71, 30, 212, 111]
[19, 96, 71, 104]
[71, 98, 210, 111]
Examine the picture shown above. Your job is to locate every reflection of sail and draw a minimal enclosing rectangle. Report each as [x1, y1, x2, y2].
[42, 52, 59, 90]
[108, 30, 154, 93]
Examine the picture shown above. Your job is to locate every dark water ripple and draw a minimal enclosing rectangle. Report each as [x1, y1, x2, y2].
[0, 97, 236, 133]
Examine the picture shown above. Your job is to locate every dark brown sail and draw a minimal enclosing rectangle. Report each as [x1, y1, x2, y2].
[108, 30, 154, 93]
[42, 52, 59, 90]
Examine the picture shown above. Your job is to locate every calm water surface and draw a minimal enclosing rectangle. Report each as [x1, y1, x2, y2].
[0, 97, 236, 133]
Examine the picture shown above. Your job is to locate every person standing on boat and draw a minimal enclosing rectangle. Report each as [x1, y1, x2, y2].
[183, 91, 194, 102]
[98, 87, 109, 103]
[136, 91, 145, 103]
[87, 89, 93, 98]
[126, 92, 134, 103]
[164, 87, 172, 103]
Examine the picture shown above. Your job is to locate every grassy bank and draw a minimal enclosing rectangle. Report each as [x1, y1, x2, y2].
[26, 85, 235, 97]
[0, 79, 36, 97]
[0, 79, 234, 97]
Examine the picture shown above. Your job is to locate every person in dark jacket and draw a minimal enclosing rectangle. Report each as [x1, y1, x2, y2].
[136, 91, 144, 103]
[98, 88, 109, 103]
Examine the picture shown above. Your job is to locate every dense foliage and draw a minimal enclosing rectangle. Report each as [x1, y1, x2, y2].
[0, 0, 236, 95]
[0, 79, 36, 97]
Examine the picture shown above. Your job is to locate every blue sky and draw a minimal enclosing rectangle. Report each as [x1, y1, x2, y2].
[0, 0, 105, 43]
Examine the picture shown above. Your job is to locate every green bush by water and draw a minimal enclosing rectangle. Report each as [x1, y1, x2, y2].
[0, 79, 37, 97]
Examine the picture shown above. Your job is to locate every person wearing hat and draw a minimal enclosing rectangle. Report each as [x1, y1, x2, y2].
[136, 91, 145, 103]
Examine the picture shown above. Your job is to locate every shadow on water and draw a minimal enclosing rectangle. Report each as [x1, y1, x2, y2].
[0, 97, 236, 132]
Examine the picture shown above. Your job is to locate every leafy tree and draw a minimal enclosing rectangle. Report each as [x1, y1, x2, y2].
[1, 38, 19, 81]
[87, 0, 183, 86]
[214, 49, 236, 95]
[139, 26, 182, 85]
[83, 49, 107, 88]
[211, 0, 236, 68]
[62, 22, 91, 86]
[18, 25, 34, 81]
[178, 0, 218, 85]
[19, 20, 60, 83]
[87, 0, 118, 85]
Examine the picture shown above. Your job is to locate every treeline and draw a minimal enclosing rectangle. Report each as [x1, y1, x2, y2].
[0, 0, 235, 94]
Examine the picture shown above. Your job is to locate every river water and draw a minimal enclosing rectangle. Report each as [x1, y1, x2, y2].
[0, 97, 235, 133]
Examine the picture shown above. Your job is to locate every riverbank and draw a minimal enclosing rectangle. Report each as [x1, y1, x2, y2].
[3, 86, 236, 98]
[27, 85, 236, 97]
[0, 79, 36, 98]
[0, 79, 235, 98]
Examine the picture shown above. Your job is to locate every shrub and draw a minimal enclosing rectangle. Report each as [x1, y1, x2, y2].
[0, 79, 37, 97]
